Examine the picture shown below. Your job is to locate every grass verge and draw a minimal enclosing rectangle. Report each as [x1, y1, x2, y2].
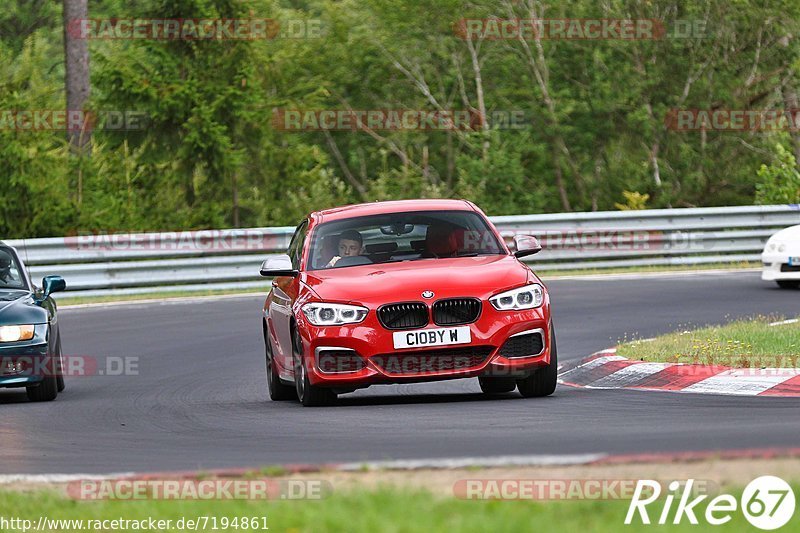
[0, 484, 795, 533]
[617, 316, 800, 367]
[538, 261, 759, 278]
[55, 287, 266, 306]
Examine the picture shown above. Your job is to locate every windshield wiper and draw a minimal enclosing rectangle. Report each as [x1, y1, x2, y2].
[378, 257, 426, 265]
[455, 252, 501, 257]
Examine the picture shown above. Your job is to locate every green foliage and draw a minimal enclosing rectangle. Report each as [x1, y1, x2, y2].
[454, 132, 541, 215]
[2, 0, 800, 238]
[755, 144, 800, 204]
[614, 191, 650, 211]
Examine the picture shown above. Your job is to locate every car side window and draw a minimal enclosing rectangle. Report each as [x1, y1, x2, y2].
[287, 220, 309, 270]
[0, 248, 25, 289]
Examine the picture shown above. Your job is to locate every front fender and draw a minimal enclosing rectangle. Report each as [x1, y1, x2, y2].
[0, 294, 50, 326]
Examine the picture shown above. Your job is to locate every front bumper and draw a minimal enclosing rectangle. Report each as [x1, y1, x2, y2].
[0, 342, 49, 388]
[296, 305, 552, 388]
[762, 253, 800, 281]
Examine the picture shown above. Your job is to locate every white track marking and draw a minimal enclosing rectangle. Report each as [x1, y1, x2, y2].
[338, 454, 608, 471]
[0, 473, 132, 484]
[557, 354, 625, 380]
[590, 362, 671, 388]
[682, 369, 800, 396]
[769, 318, 799, 327]
[0, 456, 609, 482]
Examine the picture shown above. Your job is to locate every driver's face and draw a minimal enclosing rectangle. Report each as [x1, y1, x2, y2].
[338, 239, 362, 257]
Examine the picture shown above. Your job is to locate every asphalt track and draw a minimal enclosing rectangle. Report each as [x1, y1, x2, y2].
[1, 271, 798, 474]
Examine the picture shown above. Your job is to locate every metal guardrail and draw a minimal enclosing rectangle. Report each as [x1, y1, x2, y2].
[5, 204, 799, 298]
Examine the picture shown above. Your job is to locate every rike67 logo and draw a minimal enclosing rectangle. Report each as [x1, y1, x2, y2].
[626, 476, 795, 530]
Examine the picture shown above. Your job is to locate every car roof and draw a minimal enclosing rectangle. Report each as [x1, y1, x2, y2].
[312, 199, 476, 224]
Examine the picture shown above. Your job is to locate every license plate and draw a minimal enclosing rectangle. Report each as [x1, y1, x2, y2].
[393, 326, 471, 350]
[790, 257, 800, 266]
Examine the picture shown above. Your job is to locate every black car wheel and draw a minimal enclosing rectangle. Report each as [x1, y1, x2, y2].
[516, 325, 558, 398]
[777, 280, 800, 289]
[26, 357, 58, 402]
[55, 335, 65, 393]
[265, 332, 296, 401]
[478, 376, 517, 394]
[292, 327, 335, 407]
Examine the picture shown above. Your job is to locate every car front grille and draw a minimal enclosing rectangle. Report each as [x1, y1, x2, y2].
[432, 298, 482, 326]
[378, 302, 429, 330]
[498, 331, 545, 358]
[371, 346, 494, 375]
[780, 264, 800, 272]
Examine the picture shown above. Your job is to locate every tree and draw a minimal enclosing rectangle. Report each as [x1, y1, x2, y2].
[755, 144, 800, 204]
[62, 0, 90, 154]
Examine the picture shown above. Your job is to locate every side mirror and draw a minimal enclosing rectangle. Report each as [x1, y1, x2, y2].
[260, 255, 299, 277]
[42, 275, 67, 299]
[512, 235, 542, 259]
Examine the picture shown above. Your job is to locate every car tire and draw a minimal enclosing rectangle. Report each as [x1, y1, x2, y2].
[26, 361, 58, 402]
[777, 280, 800, 289]
[55, 336, 65, 393]
[516, 325, 558, 398]
[292, 328, 336, 407]
[478, 376, 517, 394]
[265, 334, 296, 401]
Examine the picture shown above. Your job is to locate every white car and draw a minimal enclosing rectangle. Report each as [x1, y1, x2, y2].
[762, 224, 800, 289]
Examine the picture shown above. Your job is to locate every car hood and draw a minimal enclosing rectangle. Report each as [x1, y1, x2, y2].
[303, 255, 532, 305]
[0, 289, 46, 324]
[770, 224, 800, 243]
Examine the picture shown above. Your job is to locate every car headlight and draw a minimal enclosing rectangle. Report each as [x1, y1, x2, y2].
[767, 241, 786, 253]
[302, 303, 369, 326]
[490, 284, 544, 311]
[0, 325, 35, 342]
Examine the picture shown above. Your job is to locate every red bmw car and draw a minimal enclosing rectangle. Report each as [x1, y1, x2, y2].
[260, 199, 556, 406]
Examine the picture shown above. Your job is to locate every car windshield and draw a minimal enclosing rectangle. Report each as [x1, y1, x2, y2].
[307, 210, 505, 270]
[0, 247, 26, 290]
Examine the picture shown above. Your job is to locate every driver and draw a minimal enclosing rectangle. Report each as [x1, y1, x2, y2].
[326, 230, 364, 268]
[0, 249, 16, 284]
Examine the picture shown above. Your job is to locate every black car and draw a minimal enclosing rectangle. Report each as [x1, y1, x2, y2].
[0, 242, 66, 401]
